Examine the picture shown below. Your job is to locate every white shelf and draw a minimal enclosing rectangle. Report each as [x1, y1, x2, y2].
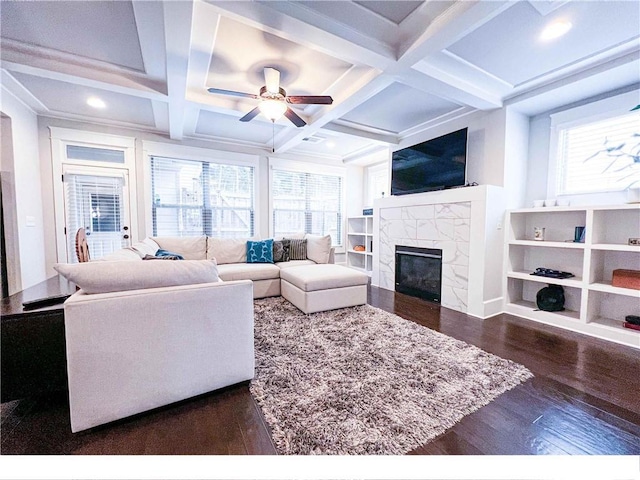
[507, 270, 583, 288]
[588, 281, 640, 297]
[347, 249, 372, 256]
[346, 216, 374, 274]
[504, 204, 640, 349]
[509, 240, 585, 249]
[591, 243, 640, 252]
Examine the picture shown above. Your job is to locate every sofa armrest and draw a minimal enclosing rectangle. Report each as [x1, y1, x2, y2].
[328, 247, 336, 264]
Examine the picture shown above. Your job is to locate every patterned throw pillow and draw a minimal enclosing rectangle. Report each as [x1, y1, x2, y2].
[287, 238, 307, 260]
[143, 249, 184, 260]
[273, 239, 291, 263]
[247, 239, 274, 263]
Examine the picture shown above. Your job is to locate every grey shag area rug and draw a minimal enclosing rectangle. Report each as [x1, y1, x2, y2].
[250, 297, 533, 455]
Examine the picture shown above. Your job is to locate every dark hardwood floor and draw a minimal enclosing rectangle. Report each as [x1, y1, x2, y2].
[2, 286, 639, 455]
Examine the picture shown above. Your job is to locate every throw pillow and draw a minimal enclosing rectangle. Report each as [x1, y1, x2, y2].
[305, 234, 332, 264]
[287, 238, 307, 260]
[247, 239, 274, 263]
[273, 239, 290, 263]
[143, 254, 182, 260]
[54, 259, 219, 294]
[155, 249, 184, 260]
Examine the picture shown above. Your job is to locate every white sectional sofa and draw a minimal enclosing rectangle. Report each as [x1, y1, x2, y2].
[53, 233, 367, 432]
[99, 233, 337, 299]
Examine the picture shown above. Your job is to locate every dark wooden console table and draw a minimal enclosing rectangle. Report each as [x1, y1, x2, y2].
[1, 276, 76, 402]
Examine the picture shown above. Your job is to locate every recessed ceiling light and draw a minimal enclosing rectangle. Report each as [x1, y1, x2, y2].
[540, 20, 572, 41]
[326, 140, 336, 149]
[87, 97, 106, 109]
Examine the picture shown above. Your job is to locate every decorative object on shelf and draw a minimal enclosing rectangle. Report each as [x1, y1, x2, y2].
[629, 237, 640, 246]
[625, 315, 640, 326]
[353, 245, 365, 252]
[536, 284, 565, 312]
[533, 200, 544, 207]
[531, 267, 574, 279]
[363, 208, 373, 216]
[574, 226, 586, 243]
[533, 226, 545, 241]
[612, 269, 640, 290]
[544, 199, 556, 207]
[557, 198, 570, 207]
[623, 322, 640, 331]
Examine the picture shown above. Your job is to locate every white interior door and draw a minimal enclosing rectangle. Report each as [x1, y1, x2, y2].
[63, 167, 132, 262]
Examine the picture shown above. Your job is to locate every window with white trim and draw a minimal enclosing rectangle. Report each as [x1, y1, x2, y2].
[150, 156, 255, 238]
[555, 111, 640, 195]
[271, 168, 343, 246]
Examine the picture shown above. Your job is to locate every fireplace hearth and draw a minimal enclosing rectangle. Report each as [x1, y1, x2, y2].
[395, 245, 442, 303]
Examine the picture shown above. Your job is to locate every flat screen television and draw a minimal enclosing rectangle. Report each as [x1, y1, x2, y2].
[391, 127, 467, 196]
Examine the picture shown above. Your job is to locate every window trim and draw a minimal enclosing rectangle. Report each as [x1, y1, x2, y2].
[547, 90, 638, 199]
[268, 157, 346, 252]
[142, 141, 260, 239]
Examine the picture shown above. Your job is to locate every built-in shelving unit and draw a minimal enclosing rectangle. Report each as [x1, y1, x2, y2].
[504, 204, 640, 349]
[346, 216, 373, 276]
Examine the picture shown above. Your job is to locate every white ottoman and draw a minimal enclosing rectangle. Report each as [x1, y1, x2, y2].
[280, 264, 369, 314]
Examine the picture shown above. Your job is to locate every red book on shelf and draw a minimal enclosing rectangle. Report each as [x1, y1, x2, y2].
[623, 322, 640, 331]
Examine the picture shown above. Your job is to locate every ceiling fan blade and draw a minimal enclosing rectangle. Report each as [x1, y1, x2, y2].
[286, 95, 333, 105]
[264, 67, 280, 94]
[239, 107, 260, 122]
[284, 107, 306, 127]
[207, 87, 258, 100]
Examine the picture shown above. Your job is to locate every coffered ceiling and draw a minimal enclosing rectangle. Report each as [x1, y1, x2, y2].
[1, 0, 638, 162]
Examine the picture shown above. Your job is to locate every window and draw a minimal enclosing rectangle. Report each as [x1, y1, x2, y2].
[150, 156, 255, 238]
[555, 110, 640, 195]
[271, 168, 343, 246]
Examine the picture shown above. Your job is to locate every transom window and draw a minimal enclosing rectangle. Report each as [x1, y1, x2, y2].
[271, 168, 343, 246]
[555, 111, 640, 195]
[150, 156, 255, 238]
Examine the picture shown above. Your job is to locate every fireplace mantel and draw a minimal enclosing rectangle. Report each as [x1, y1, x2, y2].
[372, 185, 506, 318]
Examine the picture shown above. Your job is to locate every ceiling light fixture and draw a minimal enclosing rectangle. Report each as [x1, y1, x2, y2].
[87, 96, 106, 109]
[540, 20, 572, 41]
[258, 99, 287, 122]
[326, 140, 336, 149]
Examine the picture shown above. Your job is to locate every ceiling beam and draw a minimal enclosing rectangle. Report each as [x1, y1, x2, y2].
[163, 0, 195, 140]
[273, 71, 394, 153]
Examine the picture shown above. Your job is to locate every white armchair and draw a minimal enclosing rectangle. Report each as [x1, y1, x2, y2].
[64, 279, 254, 432]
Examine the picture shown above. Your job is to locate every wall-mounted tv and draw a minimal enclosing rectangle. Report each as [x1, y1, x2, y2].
[391, 127, 468, 196]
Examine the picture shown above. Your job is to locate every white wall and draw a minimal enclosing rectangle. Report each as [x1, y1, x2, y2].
[398, 108, 508, 188]
[0, 88, 47, 290]
[503, 108, 530, 209]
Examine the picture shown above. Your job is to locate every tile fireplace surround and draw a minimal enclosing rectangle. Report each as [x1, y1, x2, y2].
[372, 185, 506, 318]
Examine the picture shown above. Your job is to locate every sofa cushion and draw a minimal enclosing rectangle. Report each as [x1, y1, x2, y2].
[217, 263, 280, 282]
[152, 236, 206, 260]
[208, 238, 251, 264]
[131, 238, 160, 257]
[280, 264, 369, 292]
[305, 234, 332, 264]
[273, 239, 290, 263]
[247, 239, 274, 263]
[276, 259, 316, 269]
[98, 247, 144, 262]
[54, 260, 219, 294]
[288, 239, 307, 260]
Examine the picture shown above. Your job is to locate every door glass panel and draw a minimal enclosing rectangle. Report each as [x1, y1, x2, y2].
[63, 172, 128, 262]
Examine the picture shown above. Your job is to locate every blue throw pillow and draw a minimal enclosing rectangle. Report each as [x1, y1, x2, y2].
[247, 239, 274, 263]
[154, 249, 184, 260]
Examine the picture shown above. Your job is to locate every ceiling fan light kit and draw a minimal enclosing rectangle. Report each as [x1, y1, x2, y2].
[207, 67, 333, 127]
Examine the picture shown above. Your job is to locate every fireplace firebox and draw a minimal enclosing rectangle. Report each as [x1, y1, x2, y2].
[395, 245, 442, 303]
